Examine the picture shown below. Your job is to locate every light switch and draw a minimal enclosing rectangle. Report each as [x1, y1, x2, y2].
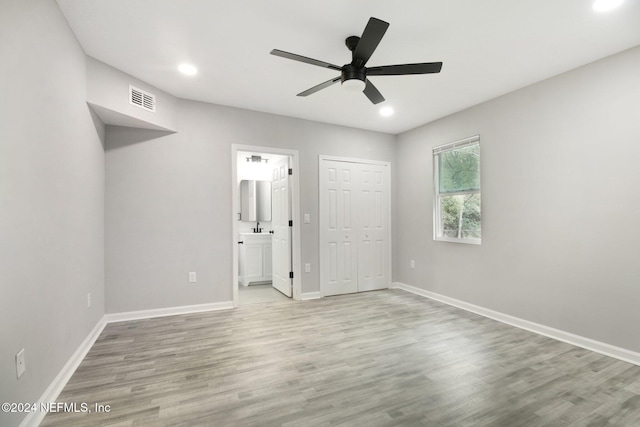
[305, 263, 311, 273]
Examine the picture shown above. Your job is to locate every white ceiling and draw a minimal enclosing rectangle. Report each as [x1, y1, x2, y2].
[56, 0, 640, 134]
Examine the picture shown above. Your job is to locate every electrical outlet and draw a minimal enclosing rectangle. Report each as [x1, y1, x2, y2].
[189, 272, 197, 283]
[304, 214, 311, 224]
[16, 348, 25, 379]
[304, 263, 311, 273]
[410, 259, 415, 269]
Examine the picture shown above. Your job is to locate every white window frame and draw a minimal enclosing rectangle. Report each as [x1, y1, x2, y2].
[433, 135, 481, 245]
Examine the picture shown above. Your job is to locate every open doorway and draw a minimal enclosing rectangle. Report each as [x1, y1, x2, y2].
[231, 145, 302, 307]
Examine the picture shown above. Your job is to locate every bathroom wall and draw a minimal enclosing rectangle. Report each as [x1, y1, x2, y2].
[236, 152, 288, 235]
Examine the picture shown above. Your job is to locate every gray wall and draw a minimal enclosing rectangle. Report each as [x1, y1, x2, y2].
[2, 2, 638, 425]
[394, 46, 640, 352]
[87, 57, 178, 131]
[0, 1, 105, 426]
[105, 98, 396, 313]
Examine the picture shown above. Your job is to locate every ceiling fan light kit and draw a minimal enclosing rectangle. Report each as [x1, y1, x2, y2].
[271, 17, 443, 105]
[342, 78, 366, 92]
[341, 62, 367, 92]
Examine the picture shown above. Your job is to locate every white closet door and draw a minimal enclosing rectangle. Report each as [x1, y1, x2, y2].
[271, 157, 292, 297]
[357, 164, 389, 292]
[320, 158, 390, 297]
[321, 160, 358, 296]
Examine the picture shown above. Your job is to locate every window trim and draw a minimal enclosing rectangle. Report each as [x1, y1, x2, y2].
[433, 135, 481, 245]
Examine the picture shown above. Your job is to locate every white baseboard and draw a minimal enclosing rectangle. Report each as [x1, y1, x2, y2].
[301, 291, 321, 300]
[392, 282, 640, 367]
[104, 301, 234, 323]
[20, 317, 107, 427]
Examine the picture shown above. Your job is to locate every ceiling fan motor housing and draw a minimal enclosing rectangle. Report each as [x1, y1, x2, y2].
[341, 64, 366, 84]
[341, 64, 367, 91]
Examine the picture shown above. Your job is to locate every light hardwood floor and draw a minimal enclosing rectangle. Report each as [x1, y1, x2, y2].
[239, 283, 290, 305]
[42, 290, 640, 426]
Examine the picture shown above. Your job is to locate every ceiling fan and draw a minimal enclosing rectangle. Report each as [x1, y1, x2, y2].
[270, 17, 443, 105]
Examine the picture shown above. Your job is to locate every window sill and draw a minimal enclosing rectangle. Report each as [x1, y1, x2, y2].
[434, 236, 481, 245]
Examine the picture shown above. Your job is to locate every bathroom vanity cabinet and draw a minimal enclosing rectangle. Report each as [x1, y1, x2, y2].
[239, 233, 272, 286]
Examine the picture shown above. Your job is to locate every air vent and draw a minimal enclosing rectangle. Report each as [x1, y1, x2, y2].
[129, 85, 156, 112]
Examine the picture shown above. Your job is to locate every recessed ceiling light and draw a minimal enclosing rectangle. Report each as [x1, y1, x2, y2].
[593, 0, 624, 12]
[379, 106, 394, 117]
[178, 63, 198, 76]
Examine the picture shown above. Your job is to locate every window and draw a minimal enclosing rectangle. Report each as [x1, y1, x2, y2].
[433, 136, 481, 244]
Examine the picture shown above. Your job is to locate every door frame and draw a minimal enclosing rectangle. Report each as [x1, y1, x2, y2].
[231, 145, 302, 307]
[318, 155, 392, 297]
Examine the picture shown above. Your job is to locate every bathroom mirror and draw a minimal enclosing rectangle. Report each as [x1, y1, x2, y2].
[240, 180, 272, 221]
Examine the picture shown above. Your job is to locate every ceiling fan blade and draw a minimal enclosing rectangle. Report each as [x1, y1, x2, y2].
[271, 49, 342, 71]
[297, 76, 342, 97]
[363, 79, 385, 104]
[353, 17, 389, 68]
[367, 62, 443, 76]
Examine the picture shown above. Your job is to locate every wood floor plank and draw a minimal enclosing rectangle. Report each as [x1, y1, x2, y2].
[41, 290, 640, 426]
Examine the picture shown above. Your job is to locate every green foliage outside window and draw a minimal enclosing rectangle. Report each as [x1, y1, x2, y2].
[439, 144, 480, 193]
[435, 139, 481, 242]
[440, 194, 481, 239]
